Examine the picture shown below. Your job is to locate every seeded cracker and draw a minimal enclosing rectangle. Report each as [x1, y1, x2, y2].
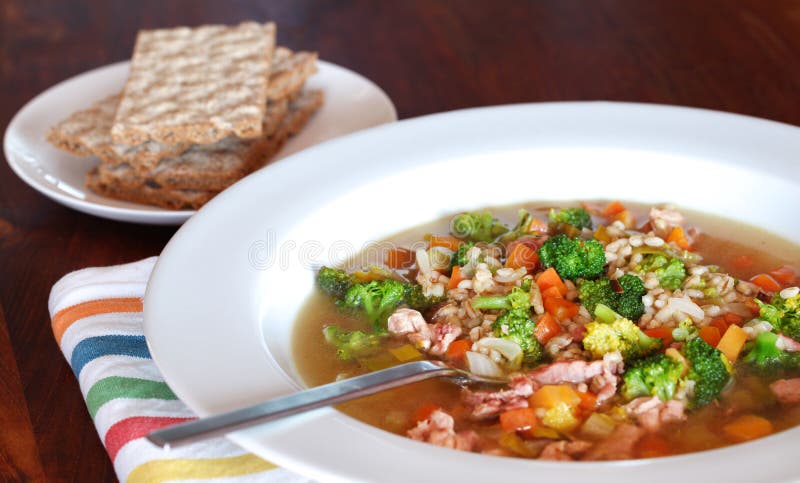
[111, 22, 276, 145]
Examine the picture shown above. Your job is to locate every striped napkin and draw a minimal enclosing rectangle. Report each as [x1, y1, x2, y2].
[48, 257, 310, 483]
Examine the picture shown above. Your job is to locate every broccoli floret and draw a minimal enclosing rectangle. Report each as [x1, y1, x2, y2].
[671, 318, 699, 342]
[637, 253, 686, 290]
[450, 241, 475, 268]
[578, 274, 646, 321]
[402, 283, 441, 312]
[317, 266, 356, 298]
[450, 211, 509, 242]
[741, 331, 800, 376]
[685, 337, 731, 407]
[757, 293, 800, 342]
[342, 280, 406, 333]
[621, 353, 684, 401]
[538, 234, 606, 281]
[582, 304, 661, 360]
[323, 325, 383, 360]
[549, 207, 593, 230]
[474, 283, 545, 365]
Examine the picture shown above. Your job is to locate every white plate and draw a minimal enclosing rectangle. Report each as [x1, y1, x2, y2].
[3, 60, 397, 225]
[144, 102, 800, 483]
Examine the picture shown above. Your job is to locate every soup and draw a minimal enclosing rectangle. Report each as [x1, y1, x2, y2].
[293, 201, 800, 460]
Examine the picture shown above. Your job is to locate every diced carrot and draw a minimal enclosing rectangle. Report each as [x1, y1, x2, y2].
[601, 201, 626, 217]
[717, 324, 748, 363]
[540, 286, 564, 300]
[534, 313, 562, 344]
[731, 255, 754, 271]
[709, 317, 729, 335]
[636, 433, 671, 458]
[744, 297, 761, 316]
[699, 326, 722, 347]
[722, 414, 774, 443]
[613, 209, 635, 229]
[576, 391, 598, 414]
[770, 265, 798, 287]
[412, 403, 441, 424]
[446, 338, 471, 361]
[499, 407, 539, 433]
[723, 313, 744, 326]
[429, 235, 462, 251]
[536, 267, 568, 296]
[448, 266, 464, 290]
[666, 226, 691, 250]
[644, 327, 674, 346]
[529, 385, 581, 409]
[528, 217, 549, 234]
[384, 247, 415, 269]
[544, 297, 579, 321]
[749, 273, 782, 293]
[506, 243, 540, 271]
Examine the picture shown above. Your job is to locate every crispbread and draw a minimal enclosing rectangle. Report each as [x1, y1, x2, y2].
[86, 167, 218, 210]
[268, 47, 319, 100]
[111, 22, 276, 145]
[90, 89, 323, 196]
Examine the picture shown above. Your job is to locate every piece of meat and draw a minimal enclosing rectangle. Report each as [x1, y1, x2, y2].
[527, 352, 624, 386]
[582, 424, 645, 461]
[387, 308, 432, 351]
[429, 322, 462, 356]
[506, 235, 549, 256]
[590, 371, 619, 405]
[625, 396, 686, 432]
[539, 440, 593, 461]
[649, 207, 684, 238]
[770, 378, 800, 404]
[407, 409, 479, 451]
[777, 334, 800, 352]
[462, 375, 536, 419]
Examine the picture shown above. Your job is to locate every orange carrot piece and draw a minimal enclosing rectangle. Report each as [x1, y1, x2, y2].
[412, 403, 441, 424]
[613, 209, 635, 229]
[429, 235, 462, 251]
[536, 267, 567, 296]
[666, 226, 690, 250]
[385, 247, 415, 269]
[722, 415, 774, 443]
[770, 266, 798, 287]
[534, 313, 562, 344]
[699, 326, 722, 348]
[448, 266, 464, 290]
[499, 407, 539, 433]
[744, 297, 761, 316]
[576, 390, 598, 414]
[540, 286, 564, 300]
[446, 338, 471, 361]
[750, 273, 782, 293]
[709, 317, 729, 335]
[723, 313, 744, 326]
[506, 243, 539, 271]
[544, 297, 579, 321]
[644, 327, 674, 347]
[601, 201, 626, 217]
[731, 255, 754, 271]
[529, 385, 581, 409]
[528, 217, 549, 233]
[636, 433, 671, 458]
[717, 324, 747, 363]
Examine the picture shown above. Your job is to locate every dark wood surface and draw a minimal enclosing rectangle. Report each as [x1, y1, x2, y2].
[2, 0, 800, 480]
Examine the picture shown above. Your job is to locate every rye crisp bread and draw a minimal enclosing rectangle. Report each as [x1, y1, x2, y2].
[110, 22, 276, 145]
[47, 47, 316, 172]
[86, 167, 218, 210]
[89, 89, 323, 198]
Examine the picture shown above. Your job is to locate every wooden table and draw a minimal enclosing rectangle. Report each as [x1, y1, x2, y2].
[1, 0, 799, 480]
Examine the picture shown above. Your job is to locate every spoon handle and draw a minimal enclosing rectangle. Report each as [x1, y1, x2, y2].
[147, 360, 454, 449]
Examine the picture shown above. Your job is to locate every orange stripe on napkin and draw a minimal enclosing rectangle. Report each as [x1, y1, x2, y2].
[52, 298, 143, 345]
[127, 454, 277, 483]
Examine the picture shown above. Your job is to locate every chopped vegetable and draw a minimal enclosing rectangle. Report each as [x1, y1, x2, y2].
[600, 201, 626, 218]
[580, 412, 617, 439]
[716, 324, 747, 363]
[506, 243, 539, 271]
[534, 313, 561, 344]
[323, 325, 383, 360]
[621, 353, 683, 401]
[450, 241, 474, 268]
[699, 326, 722, 348]
[342, 279, 409, 333]
[389, 344, 424, 362]
[317, 266, 356, 298]
[672, 318, 699, 342]
[770, 266, 798, 286]
[750, 273, 782, 293]
[446, 338, 472, 361]
[636, 253, 686, 290]
[448, 265, 465, 289]
[500, 407, 539, 433]
[542, 402, 581, 432]
[722, 414, 774, 443]
[549, 207, 593, 230]
[530, 384, 582, 409]
[429, 235, 462, 251]
[582, 304, 661, 360]
[385, 248, 415, 269]
[741, 332, 800, 376]
[450, 211, 509, 242]
[644, 327, 674, 346]
[757, 292, 800, 342]
[536, 267, 567, 296]
[544, 297, 579, 321]
[477, 284, 546, 366]
[538, 234, 606, 281]
[578, 274, 646, 321]
[685, 337, 731, 407]
[666, 226, 690, 250]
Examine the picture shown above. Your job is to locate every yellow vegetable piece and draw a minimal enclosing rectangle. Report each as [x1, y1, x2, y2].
[360, 352, 399, 371]
[498, 432, 535, 457]
[542, 402, 581, 432]
[531, 426, 561, 440]
[717, 324, 747, 363]
[722, 414, 774, 443]
[389, 344, 423, 362]
[530, 385, 582, 409]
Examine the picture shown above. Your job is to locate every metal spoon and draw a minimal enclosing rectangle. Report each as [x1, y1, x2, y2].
[147, 359, 507, 449]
